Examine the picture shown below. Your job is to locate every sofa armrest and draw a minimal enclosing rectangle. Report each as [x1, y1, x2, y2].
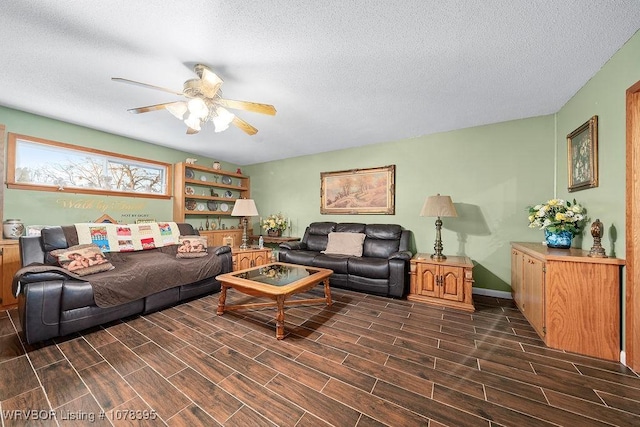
[388, 258, 410, 298]
[13, 264, 88, 297]
[388, 250, 413, 262]
[280, 241, 307, 250]
[213, 246, 232, 256]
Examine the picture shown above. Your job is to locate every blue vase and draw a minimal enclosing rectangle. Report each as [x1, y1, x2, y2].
[544, 230, 573, 249]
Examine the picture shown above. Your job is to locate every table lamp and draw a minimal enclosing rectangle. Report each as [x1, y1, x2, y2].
[420, 194, 458, 261]
[231, 198, 259, 249]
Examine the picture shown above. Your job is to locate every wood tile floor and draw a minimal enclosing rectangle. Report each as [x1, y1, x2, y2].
[1, 288, 640, 426]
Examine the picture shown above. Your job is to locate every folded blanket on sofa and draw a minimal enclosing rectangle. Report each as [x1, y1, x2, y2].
[74, 222, 181, 252]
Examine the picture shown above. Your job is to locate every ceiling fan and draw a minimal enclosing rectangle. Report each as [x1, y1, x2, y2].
[112, 64, 276, 135]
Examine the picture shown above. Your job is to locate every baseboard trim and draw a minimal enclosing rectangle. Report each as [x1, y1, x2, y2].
[472, 288, 513, 299]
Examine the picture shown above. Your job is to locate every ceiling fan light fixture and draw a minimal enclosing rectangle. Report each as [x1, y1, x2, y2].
[184, 114, 202, 131]
[166, 102, 187, 120]
[187, 98, 208, 119]
[213, 107, 235, 133]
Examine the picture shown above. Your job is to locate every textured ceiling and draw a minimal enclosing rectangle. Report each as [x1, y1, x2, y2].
[1, 1, 639, 165]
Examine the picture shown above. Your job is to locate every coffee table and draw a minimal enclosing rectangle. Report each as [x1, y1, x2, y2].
[215, 262, 333, 339]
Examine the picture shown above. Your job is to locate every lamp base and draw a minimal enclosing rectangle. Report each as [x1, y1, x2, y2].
[431, 217, 446, 262]
[239, 218, 249, 249]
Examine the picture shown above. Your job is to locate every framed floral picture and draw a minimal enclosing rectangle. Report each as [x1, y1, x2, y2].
[567, 116, 598, 192]
[320, 165, 395, 214]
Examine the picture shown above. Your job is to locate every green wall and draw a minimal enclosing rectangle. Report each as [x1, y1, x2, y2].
[555, 30, 640, 256]
[246, 115, 556, 293]
[0, 106, 239, 227]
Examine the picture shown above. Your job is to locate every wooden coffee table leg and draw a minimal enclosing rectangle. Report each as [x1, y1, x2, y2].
[276, 295, 285, 339]
[217, 284, 228, 315]
[323, 278, 332, 306]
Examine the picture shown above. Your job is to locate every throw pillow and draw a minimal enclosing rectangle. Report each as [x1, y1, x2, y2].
[176, 235, 208, 258]
[51, 244, 114, 276]
[321, 232, 366, 257]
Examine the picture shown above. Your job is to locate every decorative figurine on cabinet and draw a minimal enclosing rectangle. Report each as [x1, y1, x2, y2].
[588, 218, 607, 258]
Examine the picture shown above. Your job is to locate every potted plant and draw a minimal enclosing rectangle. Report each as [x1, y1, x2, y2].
[527, 199, 586, 248]
[261, 213, 288, 237]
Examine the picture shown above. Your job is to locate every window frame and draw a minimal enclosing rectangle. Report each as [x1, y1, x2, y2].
[6, 133, 172, 199]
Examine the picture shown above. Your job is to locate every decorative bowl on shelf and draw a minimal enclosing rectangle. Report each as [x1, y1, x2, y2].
[222, 176, 232, 185]
[185, 169, 195, 179]
[185, 200, 197, 210]
[207, 201, 219, 211]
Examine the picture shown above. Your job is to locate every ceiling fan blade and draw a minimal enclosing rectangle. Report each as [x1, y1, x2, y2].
[231, 116, 258, 135]
[194, 64, 223, 98]
[186, 127, 199, 135]
[219, 98, 277, 116]
[126, 101, 184, 114]
[112, 77, 183, 96]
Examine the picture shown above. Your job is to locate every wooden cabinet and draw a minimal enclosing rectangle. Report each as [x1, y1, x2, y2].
[232, 247, 272, 271]
[1, 240, 21, 309]
[511, 243, 625, 361]
[408, 254, 475, 312]
[173, 162, 250, 223]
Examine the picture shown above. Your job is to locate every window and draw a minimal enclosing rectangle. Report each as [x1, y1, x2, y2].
[7, 133, 171, 199]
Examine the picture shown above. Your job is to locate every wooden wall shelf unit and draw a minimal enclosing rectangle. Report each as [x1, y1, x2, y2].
[0, 240, 21, 309]
[511, 242, 625, 361]
[173, 162, 250, 223]
[408, 254, 475, 312]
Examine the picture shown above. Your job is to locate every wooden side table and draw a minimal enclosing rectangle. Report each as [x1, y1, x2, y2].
[408, 253, 475, 312]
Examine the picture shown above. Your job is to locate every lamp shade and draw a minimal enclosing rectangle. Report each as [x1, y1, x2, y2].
[420, 194, 458, 218]
[231, 199, 259, 217]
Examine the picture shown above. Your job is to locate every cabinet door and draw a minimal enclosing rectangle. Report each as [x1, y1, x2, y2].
[440, 265, 464, 302]
[252, 250, 270, 267]
[511, 249, 524, 310]
[415, 263, 439, 297]
[236, 253, 254, 270]
[523, 255, 545, 337]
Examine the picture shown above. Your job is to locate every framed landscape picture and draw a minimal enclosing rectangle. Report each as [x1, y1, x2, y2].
[567, 115, 598, 192]
[320, 165, 395, 214]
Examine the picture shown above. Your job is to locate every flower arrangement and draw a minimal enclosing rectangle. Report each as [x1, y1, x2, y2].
[527, 199, 586, 236]
[261, 213, 288, 232]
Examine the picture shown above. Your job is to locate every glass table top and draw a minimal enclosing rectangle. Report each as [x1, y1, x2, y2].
[234, 264, 315, 287]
